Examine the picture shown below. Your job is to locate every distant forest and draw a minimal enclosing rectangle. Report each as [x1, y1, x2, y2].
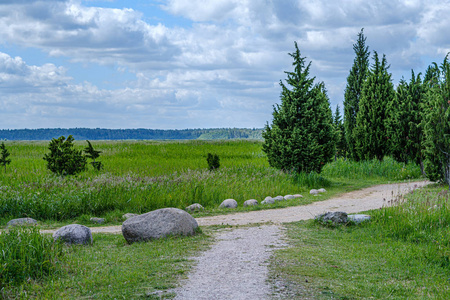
[0, 128, 263, 141]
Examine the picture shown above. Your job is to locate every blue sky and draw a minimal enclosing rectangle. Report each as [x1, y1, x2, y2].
[0, 0, 449, 129]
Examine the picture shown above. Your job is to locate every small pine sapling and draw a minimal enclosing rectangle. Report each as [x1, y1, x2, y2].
[0, 142, 11, 172]
[207, 153, 220, 171]
[84, 140, 102, 171]
[43, 135, 87, 176]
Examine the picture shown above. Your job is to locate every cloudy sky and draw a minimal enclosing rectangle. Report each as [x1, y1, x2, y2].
[0, 0, 449, 129]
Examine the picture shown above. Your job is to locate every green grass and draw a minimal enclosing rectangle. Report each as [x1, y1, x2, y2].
[0, 140, 423, 225]
[0, 226, 64, 289]
[1, 230, 212, 299]
[270, 183, 450, 299]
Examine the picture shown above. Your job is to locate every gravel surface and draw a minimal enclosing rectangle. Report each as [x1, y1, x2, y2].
[172, 225, 286, 300]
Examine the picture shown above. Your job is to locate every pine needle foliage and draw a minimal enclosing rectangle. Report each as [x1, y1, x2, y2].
[386, 70, 425, 166]
[0, 141, 11, 172]
[84, 140, 102, 171]
[423, 54, 450, 187]
[344, 28, 370, 160]
[43, 135, 87, 176]
[262, 42, 334, 173]
[354, 52, 395, 161]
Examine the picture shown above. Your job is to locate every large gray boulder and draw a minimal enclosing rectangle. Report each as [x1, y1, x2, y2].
[243, 199, 258, 207]
[7, 217, 38, 227]
[219, 199, 238, 209]
[315, 211, 348, 225]
[122, 208, 198, 244]
[53, 224, 93, 245]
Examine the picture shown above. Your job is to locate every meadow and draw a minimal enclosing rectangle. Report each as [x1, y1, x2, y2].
[1, 139, 433, 299]
[0, 140, 422, 225]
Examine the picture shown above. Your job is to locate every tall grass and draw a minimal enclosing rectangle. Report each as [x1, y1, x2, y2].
[0, 140, 424, 223]
[322, 156, 422, 181]
[0, 226, 64, 288]
[371, 185, 450, 266]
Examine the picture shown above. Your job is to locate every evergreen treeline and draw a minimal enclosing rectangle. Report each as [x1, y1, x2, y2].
[263, 30, 449, 188]
[0, 128, 263, 141]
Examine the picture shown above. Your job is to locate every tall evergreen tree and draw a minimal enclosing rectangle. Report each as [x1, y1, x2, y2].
[333, 104, 347, 159]
[386, 70, 425, 166]
[262, 42, 334, 173]
[344, 28, 370, 160]
[423, 55, 450, 187]
[354, 52, 395, 161]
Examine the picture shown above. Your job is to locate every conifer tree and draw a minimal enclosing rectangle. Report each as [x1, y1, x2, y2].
[423, 55, 450, 187]
[386, 71, 425, 166]
[354, 52, 395, 161]
[333, 105, 347, 159]
[262, 42, 334, 173]
[84, 140, 102, 171]
[344, 29, 370, 160]
[0, 142, 11, 172]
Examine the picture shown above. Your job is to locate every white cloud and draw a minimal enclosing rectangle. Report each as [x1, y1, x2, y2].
[1, 0, 450, 129]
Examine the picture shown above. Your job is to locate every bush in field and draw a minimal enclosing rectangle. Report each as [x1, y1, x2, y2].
[43, 135, 87, 176]
[0, 226, 64, 288]
[0, 141, 11, 172]
[206, 153, 220, 171]
[84, 140, 102, 171]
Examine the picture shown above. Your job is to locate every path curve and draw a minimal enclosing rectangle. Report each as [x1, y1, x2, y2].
[41, 180, 430, 234]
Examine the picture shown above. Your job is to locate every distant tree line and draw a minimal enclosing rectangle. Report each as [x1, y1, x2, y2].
[0, 128, 263, 141]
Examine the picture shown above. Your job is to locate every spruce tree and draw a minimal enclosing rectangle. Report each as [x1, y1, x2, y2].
[262, 42, 334, 173]
[0, 142, 11, 172]
[43, 135, 87, 176]
[344, 28, 370, 160]
[84, 140, 102, 171]
[385, 71, 425, 166]
[423, 55, 450, 187]
[354, 52, 395, 161]
[333, 105, 347, 159]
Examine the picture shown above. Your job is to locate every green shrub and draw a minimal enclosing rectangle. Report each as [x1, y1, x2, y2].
[206, 153, 220, 171]
[0, 226, 64, 288]
[43, 135, 87, 176]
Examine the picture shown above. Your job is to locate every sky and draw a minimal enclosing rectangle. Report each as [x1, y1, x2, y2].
[0, 0, 449, 130]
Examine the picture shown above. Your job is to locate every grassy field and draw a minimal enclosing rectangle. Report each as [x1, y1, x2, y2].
[0, 140, 422, 226]
[270, 184, 450, 299]
[0, 139, 430, 299]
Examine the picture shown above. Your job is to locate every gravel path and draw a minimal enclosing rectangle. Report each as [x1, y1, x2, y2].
[48, 180, 429, 235]
[172, 225, 286, 300]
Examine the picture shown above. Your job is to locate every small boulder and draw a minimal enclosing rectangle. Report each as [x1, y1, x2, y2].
[219, 199, 238, 209]
[123, 213, 139, 220]
[318, 188, 327, 193]
[274, 196, 285, 201]
[243, 199, 258, 207]
[122, 208, 198, 244]
[310, 189, 319, 195]
[315, 211, 348, 225]
[53, 224, 93, 245]
[284, 195, 295, 200]
[348, 214, 371, 224]
[6, 217, 38, 227]
[186, 203, 204, 212]
[293, 194, 303, 198]
[261, 196, 275, 204]
[90, 217, 105, 224]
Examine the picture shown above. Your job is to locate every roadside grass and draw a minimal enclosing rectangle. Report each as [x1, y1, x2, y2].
[0, 140, 423, 226]
[1, 230, 213, 299]
[270, 183, 450, 299]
